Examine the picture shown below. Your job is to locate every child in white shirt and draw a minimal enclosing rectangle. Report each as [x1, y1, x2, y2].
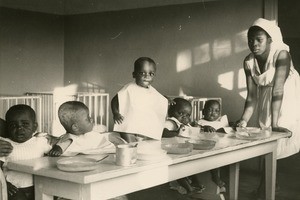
[48, 101, 113, 157]
[0, 104, 53, 200]
[111, 57, 168, 142]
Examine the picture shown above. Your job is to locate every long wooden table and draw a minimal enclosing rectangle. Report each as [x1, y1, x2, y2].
[7, 131, 290, 200]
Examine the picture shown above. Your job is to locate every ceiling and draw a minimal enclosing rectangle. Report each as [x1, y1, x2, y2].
[0, 0, 218, 15]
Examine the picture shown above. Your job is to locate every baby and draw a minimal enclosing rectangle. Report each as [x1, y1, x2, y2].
[163, 98, 204, 195]
[163, 98, 192, 138]
[196, 100, 227, 192]
[197, 100, 228, 133]
[48, 101, 113, 157]
[0, 104, 53, 200]
[111, 57, 168, 142]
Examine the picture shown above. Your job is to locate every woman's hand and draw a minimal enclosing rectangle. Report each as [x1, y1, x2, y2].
[113, 113, 124, 124]
[235, 119, 248, 128]
[272, 126, 291, 133]
[0, 140, 13, 157]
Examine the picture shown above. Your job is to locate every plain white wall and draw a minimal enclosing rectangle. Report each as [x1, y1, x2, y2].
[0, 8, 64, 95]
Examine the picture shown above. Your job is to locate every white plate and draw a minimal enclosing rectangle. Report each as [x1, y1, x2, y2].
[56, 155, 107, 172]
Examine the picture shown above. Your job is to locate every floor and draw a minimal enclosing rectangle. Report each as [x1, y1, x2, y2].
[123, 153, 300, 200]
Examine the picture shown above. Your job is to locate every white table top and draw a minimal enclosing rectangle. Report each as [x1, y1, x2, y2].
[7, 131, 290, 184]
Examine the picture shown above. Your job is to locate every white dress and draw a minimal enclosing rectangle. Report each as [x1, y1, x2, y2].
[244, 49, 300, 159]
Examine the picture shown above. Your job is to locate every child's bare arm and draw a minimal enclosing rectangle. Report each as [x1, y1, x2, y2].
[47, 138, 72, 157]
[111, 95, 124, 124]
[162, 128, 180, 138]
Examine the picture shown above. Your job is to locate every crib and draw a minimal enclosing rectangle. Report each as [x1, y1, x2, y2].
[169, 96, 222, 122]
[0, 92, 109, 135]
[0, 96, 43, 132]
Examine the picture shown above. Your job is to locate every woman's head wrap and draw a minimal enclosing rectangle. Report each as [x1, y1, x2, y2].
[250, 18, 289, 51]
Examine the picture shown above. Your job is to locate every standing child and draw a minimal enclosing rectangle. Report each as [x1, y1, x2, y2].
[111, 57, 168, 142]
[0, 104, 53, 200]
[48, 101, 114, 157]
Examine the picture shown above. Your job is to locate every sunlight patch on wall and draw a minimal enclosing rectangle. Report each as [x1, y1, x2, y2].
[212, 38, 231, 60]
[234, 30, 248, 53]
[176, 49, 192, 72]
[194, 43, 210, 65]
[218, 71, 234, 90]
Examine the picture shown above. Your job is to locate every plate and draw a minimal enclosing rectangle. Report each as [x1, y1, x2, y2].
[138, 149, 167, 161]
[56, 156, 106, 172]
[161, 143, 193, 154]
[235, 127, 271, 140]
[186, 139, 216, 150]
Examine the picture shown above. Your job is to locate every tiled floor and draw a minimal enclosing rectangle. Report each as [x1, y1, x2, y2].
[125, 153, 300, 200]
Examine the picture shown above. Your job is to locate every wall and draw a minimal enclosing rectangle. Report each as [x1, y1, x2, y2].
[0, 8, 64, 95]
[64, 0, 263, 128]
[278, 0, 300, 73]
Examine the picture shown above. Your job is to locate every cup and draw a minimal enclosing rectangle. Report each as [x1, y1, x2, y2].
[115, 144, 137, 166]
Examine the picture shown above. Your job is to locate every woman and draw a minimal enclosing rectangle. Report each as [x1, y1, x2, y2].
[236, 18, 300, 198]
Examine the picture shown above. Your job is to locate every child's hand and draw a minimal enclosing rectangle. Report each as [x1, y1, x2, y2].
[190, 121, 200, 127]
[47, 145, 63, 157]
[7, 181, 18, 197]
[113, 113, 124, 124]
[202, 125, 216, 133]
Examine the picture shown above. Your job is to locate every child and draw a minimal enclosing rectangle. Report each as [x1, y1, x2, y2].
[163, 98, 192, 138]
[48, 101, 114, 157]
[111, 57, 168, 142]
[196, 100, 227, 193]
[163, 98, 204, 195]
[0, 104, 53, 200]
[197, 100, 228, 133]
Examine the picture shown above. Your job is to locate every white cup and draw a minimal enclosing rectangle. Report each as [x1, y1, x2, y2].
[115, 144, 137, 166]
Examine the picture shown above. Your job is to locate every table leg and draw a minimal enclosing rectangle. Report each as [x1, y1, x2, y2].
[265, 150, 276, 200]
[229, 163, 239, 200]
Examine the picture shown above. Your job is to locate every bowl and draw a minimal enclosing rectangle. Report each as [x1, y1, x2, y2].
[186, 139, 216, 150]
[161, 143, 193, 154]
[235, 127, 270, 140]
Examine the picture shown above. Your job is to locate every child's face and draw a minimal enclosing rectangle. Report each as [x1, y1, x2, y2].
[203, 103, 220, 121]
[6, 112, 37, 143]
[172, 104, 192, 125]
[133, 62, 156, 88]
[73, 109, 93, 135]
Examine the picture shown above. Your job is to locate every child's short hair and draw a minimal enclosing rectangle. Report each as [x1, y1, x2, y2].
[58, 101, 89, 132]
[168, 98, 192, 116]
[203, 100, 220, 110]
[5, 104, 36, 122]
[134, 57, 156, 72]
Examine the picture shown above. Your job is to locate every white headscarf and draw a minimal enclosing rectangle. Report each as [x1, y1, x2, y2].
[251, 18, 289, 52]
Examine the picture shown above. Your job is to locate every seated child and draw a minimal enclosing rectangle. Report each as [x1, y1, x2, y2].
[163, 98, 204, 195]
[111, 57, 168, 142]
[196, 100, 228, 133]
[48, 101, 114, 157]
[196, 100, 227, 192]
[0, 104, 53, 200]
